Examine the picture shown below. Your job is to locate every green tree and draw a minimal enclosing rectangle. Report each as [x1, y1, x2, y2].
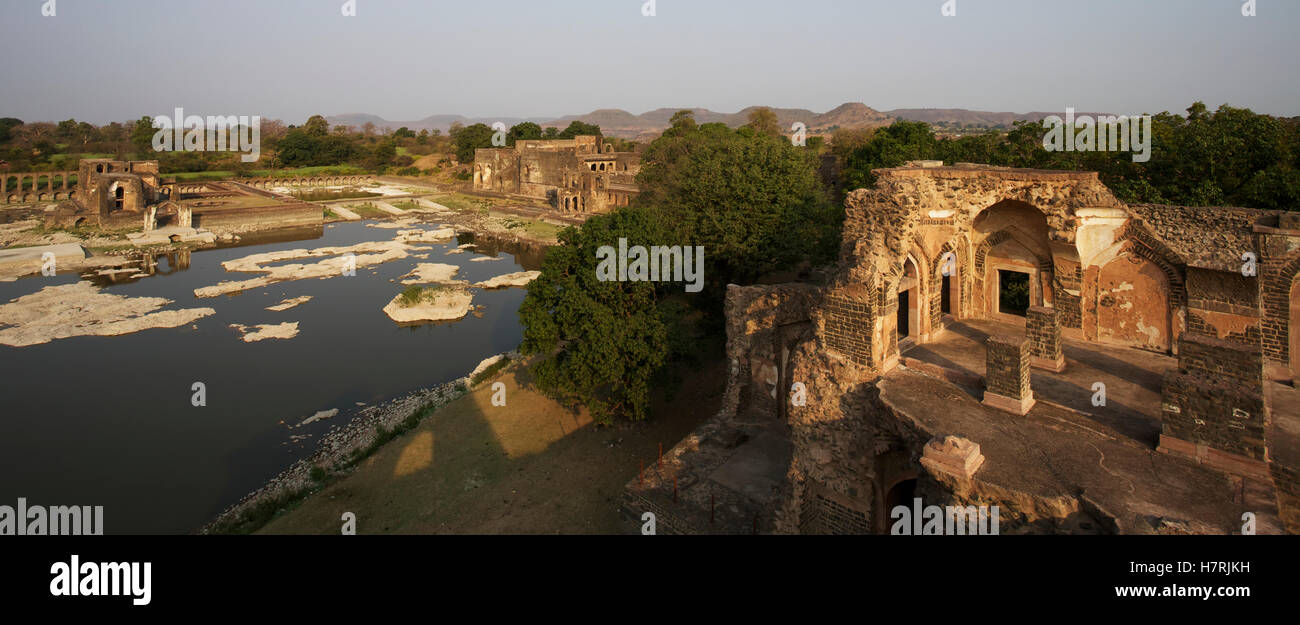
[507, 122, 543, 146]
[557, 121, 601, 139]
[518, 206, 671, 423]
[302, 115, 331, 137]
[452, 123, 495, 163]
[636, 122, 840, 286]
[841, 120, 939, 190]
[744, 107, 782, 138]
[130, 116, 156, 155]
[0, 118, 22, 144]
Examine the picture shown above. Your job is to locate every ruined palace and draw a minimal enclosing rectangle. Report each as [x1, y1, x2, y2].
[35, 159, 321, 234]
[472, 135, 640, 213]
[625, 162, 1300, 535]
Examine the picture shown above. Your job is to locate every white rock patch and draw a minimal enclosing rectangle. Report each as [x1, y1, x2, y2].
[474, 271, 541, 289]
[267, 296, 313, 312]
[0, 282, 214, 347]
[231, 322, 300, 342]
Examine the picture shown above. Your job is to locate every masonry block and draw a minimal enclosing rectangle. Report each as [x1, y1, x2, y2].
[920, 435, 985, 480]
[1026, 305, 1066, 372]
[1158, 333, 1270, 478]
[982, 335, 1035, 415]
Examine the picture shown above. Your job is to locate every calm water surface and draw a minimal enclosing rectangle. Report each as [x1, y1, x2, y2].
[0, 220, 543, 533]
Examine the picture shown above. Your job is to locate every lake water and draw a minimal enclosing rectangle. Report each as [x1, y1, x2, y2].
[0, 220, 544, 533]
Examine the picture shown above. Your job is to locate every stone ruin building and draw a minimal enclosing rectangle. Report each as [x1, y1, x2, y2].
[472, 135, 640, 214]
[625, 162, 1300, 535]
[30, 159, 321, 235]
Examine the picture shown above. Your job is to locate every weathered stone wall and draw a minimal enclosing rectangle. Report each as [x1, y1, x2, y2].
[725, 284, 820, 423]
[1256, 218, 1300, 366]
[1161, 333, 1267, 462]
[1185, 267, 1261, 346]
[193, 202, 322, 234]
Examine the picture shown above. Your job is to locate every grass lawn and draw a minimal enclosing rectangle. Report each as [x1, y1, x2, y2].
[346, 203, 390, 219]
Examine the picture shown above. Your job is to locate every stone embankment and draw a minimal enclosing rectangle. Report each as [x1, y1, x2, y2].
[200, 352, 517, 534]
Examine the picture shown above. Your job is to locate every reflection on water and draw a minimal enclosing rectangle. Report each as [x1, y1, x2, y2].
[0, 219, 543, 533]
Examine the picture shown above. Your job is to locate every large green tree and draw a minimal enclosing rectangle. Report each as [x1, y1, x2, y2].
[519, 113, 841, 423]
[518, 206, 671, 423]
[452, 123, 495, 163]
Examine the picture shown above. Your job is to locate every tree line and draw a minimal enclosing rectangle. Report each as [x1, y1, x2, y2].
[836, 102, 1300, 211]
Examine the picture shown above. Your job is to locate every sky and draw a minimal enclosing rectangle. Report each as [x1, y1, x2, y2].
[0, 0, 1296, 125]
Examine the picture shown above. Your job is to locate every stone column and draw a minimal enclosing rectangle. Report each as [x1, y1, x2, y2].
[1, 174, 7, 196]
[982, 335, 1035, 415]
[1026, 306, 1066, 371]
[1159, 333, 1270, 480]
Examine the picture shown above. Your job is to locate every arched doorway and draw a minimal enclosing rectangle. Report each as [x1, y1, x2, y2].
[973, 200, 1054, 321]
[898, 255, 920, 345]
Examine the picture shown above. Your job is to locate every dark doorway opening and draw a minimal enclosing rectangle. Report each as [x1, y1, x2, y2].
[883, 478, 918, 520]
[897, 289, 910, 339]
[941, 274, 952, 315]
[114, 186, 125, 211]
[998, 269, 1030, 316]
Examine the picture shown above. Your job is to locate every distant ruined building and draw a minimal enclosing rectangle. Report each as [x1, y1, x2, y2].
[472, 135, 640, 214]
[23, 159, 324, 235]
[41, 159, 196, 231]
[625, 162, 1300, 535]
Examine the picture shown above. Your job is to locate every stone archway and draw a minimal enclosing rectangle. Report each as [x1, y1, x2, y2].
[973, 200, 1054, 321]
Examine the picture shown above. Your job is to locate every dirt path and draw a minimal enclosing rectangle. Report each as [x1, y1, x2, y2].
[258, 357, 723, 534]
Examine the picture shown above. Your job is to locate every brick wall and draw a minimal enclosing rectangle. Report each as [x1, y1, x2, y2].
[1161, 333, 1268, 461]
[823, 293, 874, 367]
[1026, 306, 1063, 361]
[798, 480, 872, 535]
[985, 335, 1031, 399]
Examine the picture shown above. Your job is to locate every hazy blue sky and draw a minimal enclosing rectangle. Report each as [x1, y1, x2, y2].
[1, 0, 1295, 124]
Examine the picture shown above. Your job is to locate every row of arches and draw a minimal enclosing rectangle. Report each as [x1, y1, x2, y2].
[4, 190, 77, 204]
[242, 175, 372, 189]
[2, 172, 77, 202]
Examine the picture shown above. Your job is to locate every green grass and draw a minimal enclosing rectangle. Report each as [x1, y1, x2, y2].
[502, 218, 562, 240]
[346, 203, 389, 219]
[398, 285, 452, 307]
[166, 165, 369, 181]
[431, 193, 493, 212]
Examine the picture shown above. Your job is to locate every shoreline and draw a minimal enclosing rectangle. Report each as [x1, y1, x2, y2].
[200, 351, 518, 535]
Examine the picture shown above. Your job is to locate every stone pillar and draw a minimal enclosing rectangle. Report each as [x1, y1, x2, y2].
[1, 174, 6, 195]
[62, 172, 69, 190]
[982, 335, 1035, 415]
[1026, 306, 1066, 371]
[1158, 333, 1270, 480]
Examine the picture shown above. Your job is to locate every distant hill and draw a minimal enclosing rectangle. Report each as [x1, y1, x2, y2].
[325, 105, 1114, 141]
[324, 113, 551, 134]
[885, 108, 1114, 128]
[328, 103, 895, 140]
[543, 102, 894, 139]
